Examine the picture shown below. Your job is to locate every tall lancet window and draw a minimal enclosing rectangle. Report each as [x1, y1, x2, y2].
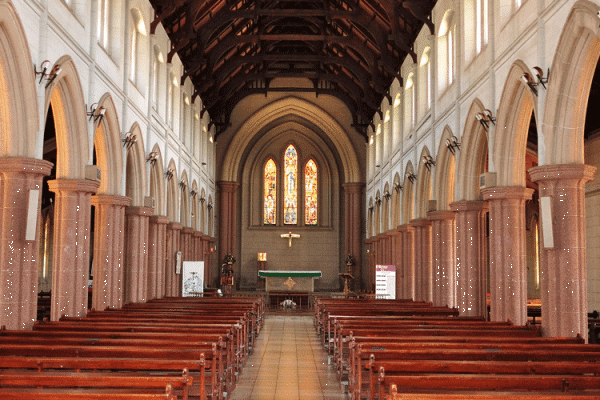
[284, 145, 298, 224]
[305, 159, 318, 225]
[264, 159, 277, 225]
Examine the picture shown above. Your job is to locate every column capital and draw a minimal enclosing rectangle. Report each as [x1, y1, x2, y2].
[150, 215, 170, 225]
[529, 164, 596, 183]
[343, 182, 365, 192]
[365, 236, 378, 244]
[167, 222, 184, 231]
[450, 199, 488, 212]
[0, 157, 53, 176]
[396, 224, 414, 233]
[193, 231, 204, 238]
[48, 178, 100, 194]
[426, 210, 456, 221]
[91, 194, 132, 207]
[409, 218, 432, 227]
[481, 186, 533, 201]
[218, 181, 240, 192]
[126, 206, 154, 216]
[203, 234, 215, 242]
[182, 227, 195, 235]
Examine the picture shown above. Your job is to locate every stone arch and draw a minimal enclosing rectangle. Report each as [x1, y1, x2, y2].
[200, 188, 207, 233]
[191, 180, 199, 230]
[179, 170, 190, 226]
[374, 189, 381, 234]
[166, 159, 178, 222]
[391, 172, 402, 227]
[367, 197, 374, 237]
[207, 195, 214, 236]
[44, 55, 89, 179]
[0, 1, 38, 157]
[94, 93, 123, 195]
[456, 98, 489, 200]
[401, 162, 415, 224]
[494, 60, 536, 186]
[382, 182, 391, 232]
[148, 144, 165, 216]
[221, 96, 361, 183]
[124, 122, 146, 207]
[415, 146, 433, 218]
[543, 0, 600, 164]
[433, 126, 457, 210]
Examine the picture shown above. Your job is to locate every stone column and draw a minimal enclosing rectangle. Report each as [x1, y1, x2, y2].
[203, 235, 213, 286]
[48, 178, 99, 320]
[397, 225, 415, 300]
[451, 200, 488, 317]
[0, 157, 52, 329]
[344, 183, 363, 291]
[124, 205, 153, 304]
[90, 195, 131, 310]
[427, 211, 456, 308]
[147, 215, 168, 299]
[410, 219, 432, 303]
[218, 181, 239, 270]
[530, 164, 596, 339]
[181, 227, 194, 262]
[193, 231, 203, 261]
[165, 222, 183, 297]
[482, 186, 533, 325]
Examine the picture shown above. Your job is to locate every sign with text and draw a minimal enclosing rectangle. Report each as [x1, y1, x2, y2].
[375, 265, 396, 300]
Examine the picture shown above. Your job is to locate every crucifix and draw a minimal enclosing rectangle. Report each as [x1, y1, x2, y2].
[280, 231, 300, 247]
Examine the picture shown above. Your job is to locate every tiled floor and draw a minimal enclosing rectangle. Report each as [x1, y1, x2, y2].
[227, 314, 346, 400]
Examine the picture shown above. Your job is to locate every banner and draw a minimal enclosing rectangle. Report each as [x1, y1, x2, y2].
[375, 264, 396, 300]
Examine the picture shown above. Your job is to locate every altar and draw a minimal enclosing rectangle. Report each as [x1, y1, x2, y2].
[258, 270, 322, 292]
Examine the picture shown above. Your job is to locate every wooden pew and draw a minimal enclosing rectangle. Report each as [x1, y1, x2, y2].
[0, 384, 177, 400]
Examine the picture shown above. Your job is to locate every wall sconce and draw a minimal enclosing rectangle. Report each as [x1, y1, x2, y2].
[87, 103, 106, 122]
[122, 132, 137, 150]
[368, 205, 374, 212]
[476, 109, 495, 130]
[258, 252, 267, 262]
[165, 168, 174, 180]
[207, 203, 213, 210]
[35, 61, 62, 88]
[406, 172, 417, 184]
[383, 189, 391, 200]
[179, 180, 187, 189]
[375, 194, 382, 205]
[521, 67, 548, 97]
[394, 182, 403, 192]
[146, 152, 158, 165]
[190, 189, 197, 198]
[422, 155, 436, 171]
[200, 196, 206, 203]
[445, 135, 460, 154]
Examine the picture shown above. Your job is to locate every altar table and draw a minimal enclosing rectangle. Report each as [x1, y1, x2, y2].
[258, 270, 322, 292]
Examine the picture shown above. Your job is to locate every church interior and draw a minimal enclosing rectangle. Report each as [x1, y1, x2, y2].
[2, 0, 600, 398]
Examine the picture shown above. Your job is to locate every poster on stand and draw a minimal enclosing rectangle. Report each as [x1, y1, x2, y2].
[182, 261, 204, 297]
[375, 265, 396, 299]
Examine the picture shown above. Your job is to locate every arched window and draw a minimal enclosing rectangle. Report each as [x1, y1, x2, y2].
[465, 0, 488, 61]
[97, 0, 110, 50]
[305, 159, 318, 225]
[419, 46, 432, 114]
[264, 159, 277, 225]
[284, 145, 298, 224]
[129, 9, 147, 86]
[438, 10, 455, 91]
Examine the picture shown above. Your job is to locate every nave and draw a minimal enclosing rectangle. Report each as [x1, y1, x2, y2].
[228, 315, 344, 400]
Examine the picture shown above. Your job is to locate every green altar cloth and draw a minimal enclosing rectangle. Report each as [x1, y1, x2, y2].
[258, 270, 321, 291]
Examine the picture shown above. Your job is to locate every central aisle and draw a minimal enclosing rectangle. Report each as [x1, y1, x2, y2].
[228, 314, 346, 400]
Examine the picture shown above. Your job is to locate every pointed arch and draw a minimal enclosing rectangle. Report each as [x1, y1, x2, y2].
[374, 189, 381, 234]
[456, 98, 489, 200]
[179, 170, 190, 226]
[433, 126, 457, 210]
[124, 122, 146, 207]
[415, 147, 433, 218]
[200, 188, 207, 233]
[392, 172, 402, 227]
[367, 197, 375, 237]
[494, 60, 536, 186]
[44, 55, 89, 179]
[382, 182, 391, 231]
[94, 93, 123, 195]
[0, 1, 38, 157]
[207, 195, 214, 236]
[401, 162, 415, 224]
[283, 144, 298, 224]
[543, 0, 600, 164]
[166, 159, 178, 222]
[263, 158, 277, 225]
[304, 159, 318, 225]
[149, 144, 165, 216]
[191, 180, 199, 230]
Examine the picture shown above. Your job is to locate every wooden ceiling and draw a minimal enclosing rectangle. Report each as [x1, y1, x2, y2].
[149, 0, 437, 138]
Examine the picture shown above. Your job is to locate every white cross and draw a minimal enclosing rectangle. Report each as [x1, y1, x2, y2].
[280, 231, 300, 247]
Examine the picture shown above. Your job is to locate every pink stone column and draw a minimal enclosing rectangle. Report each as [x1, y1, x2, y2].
[365, 238, 376, 292]
[124, 206, 152, 304]
[218, 181, 239, 270]
[482, 186, 533, 325]
[181, 227, 194, 261]
[0, 157, 52, 329]
[530, 164, 596, 339]
[165, 222, 183, 297]
[193, 231, 203, 261]
[410, 219, 432, 303]
[451, 200, 489, 317]
[397, 225, 415, 300]
[90, 195, 131, 310]
[427, 211, 456, 308]
[147, 215, 168, 299]
[48, 178, 100, 320]
[390, 230, 401, 298]
[344, 183, 364, 292]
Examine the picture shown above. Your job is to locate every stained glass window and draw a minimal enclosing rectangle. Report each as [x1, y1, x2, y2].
[305, 159, 318, 225]
[284, 145, 297, 224]
[264, 159, 277, 225]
